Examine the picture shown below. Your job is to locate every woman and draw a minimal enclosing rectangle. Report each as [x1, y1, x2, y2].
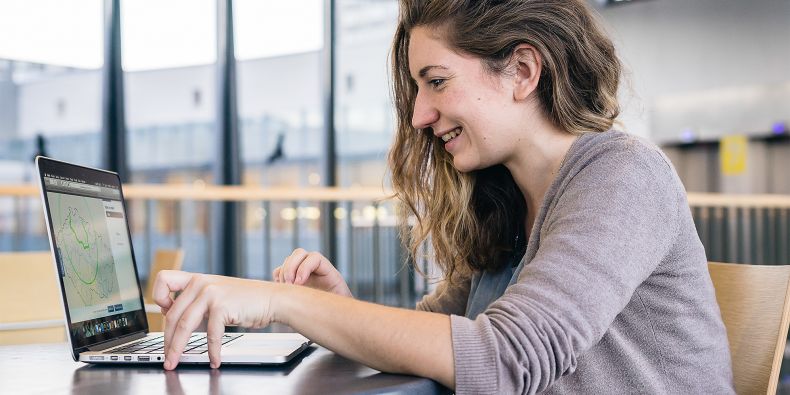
[153, 0, 734, 393]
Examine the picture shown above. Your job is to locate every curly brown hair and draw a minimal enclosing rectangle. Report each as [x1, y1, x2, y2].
[388, 0, 621, 281]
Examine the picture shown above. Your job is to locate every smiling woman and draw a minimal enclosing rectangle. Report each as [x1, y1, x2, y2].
[389, 0, 621, 280]
[155, 1, 734, 393]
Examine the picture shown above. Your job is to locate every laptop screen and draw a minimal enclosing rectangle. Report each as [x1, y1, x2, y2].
[38, 158, 148, 350]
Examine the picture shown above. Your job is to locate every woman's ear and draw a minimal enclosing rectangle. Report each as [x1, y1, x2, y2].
[511, 44, 542, 102]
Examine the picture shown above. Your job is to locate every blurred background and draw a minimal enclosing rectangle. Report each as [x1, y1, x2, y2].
[1, 0, 790, 387]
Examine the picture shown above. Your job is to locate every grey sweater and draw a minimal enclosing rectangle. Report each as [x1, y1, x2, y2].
[416, 131, 734, 394]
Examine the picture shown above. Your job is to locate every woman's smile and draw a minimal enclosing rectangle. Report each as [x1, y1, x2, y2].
[440, 127, 463, 151]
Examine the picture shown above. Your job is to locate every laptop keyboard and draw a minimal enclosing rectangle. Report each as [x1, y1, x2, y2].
[105, 333, 243, 355]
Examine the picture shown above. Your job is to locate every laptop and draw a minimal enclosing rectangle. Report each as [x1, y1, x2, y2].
[35, 156, 312, 365]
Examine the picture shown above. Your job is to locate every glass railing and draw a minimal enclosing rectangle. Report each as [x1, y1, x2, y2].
[0, 184, 436, 309]
[687, 194, 790, 265]
[3, 185, 790, 310]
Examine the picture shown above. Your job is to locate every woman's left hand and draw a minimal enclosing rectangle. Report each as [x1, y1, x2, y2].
[152, 270, 278, 370]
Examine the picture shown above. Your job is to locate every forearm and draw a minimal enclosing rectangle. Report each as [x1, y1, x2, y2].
[273, 283, 455, 389]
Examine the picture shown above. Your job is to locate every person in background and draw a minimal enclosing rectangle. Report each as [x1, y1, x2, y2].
[33, 134, 49, 161]
[153, 0, 734, 393]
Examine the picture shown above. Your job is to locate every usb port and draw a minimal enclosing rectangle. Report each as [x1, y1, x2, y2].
[110, 356, 119, 361]
[138, 356, 150, 362]
[124, 356, 132, 361]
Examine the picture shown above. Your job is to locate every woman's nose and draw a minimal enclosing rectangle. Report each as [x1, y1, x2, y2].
[411, 90, 439, 130]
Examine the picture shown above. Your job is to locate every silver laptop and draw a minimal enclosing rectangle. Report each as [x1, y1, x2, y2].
[35, 156, 311, 365]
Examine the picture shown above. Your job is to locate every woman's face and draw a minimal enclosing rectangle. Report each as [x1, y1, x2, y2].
[408, 26, 526, 172]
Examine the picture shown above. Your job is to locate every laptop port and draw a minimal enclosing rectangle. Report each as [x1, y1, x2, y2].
[138, 356, 150, 362]
[89, 356, 104, 361]
[124, 356, 132, 361]
[110, 356, 119, 361]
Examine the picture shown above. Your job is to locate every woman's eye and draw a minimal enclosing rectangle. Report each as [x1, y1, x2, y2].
[429, 79, 445, 89]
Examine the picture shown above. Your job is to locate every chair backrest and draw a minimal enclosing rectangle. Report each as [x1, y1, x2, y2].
[143, 249, 184, 303]
[0, 252, 65, 345]
[708, 262, 790, 395]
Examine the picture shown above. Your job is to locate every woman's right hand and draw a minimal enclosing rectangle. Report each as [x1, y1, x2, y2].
[273, 248, 352, 297]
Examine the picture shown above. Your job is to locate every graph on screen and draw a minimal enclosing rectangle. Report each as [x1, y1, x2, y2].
[48, 192, 122, 310]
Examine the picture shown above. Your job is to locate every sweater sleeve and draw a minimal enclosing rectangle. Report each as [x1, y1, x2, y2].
[450, 140, 681, 394]
[415, 274, 471, 315]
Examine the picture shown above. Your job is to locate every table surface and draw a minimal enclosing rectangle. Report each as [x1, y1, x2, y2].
[0, 342, 450, 395]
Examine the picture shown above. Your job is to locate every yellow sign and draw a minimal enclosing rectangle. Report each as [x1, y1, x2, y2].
[720, 135, 747, 176]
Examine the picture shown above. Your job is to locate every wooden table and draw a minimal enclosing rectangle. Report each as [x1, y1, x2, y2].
[0, 343, 450, 394]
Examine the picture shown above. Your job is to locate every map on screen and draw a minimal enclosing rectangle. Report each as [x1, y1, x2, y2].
[48, 193, 123, 320]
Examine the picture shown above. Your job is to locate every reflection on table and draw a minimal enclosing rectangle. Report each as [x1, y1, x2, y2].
[0, 342, 450, 395]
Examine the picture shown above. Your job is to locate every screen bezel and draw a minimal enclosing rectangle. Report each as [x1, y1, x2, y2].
[36, 156, 149, 359]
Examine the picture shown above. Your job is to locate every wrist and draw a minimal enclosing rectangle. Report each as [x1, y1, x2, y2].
[269, 282, 295, 326]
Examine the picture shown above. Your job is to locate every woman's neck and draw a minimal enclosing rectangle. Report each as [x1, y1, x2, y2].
[505, 120, 579, 221]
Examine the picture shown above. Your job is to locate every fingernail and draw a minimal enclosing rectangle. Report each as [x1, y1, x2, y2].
[296, 275, 302, 283]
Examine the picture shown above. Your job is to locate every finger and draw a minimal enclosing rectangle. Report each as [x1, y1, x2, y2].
[272, 266, 281, 282]
[153, 270, 193, 311]
[164, 291, 209, 370]
[206, 305, 226, 369]
[283, 249, 309, 283]
[309, 253, 336, 276]
[163, 275, 205, 348]
[282, 248, 308, 283]
[294, 254, 324, 285]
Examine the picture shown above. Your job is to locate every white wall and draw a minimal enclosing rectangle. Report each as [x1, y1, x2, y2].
[17, 70, 101, 136]
[15, 51, 323, 137]
[124, 64, 214, 127]
[237, 52, 322, 127]
[599, 0, 790, 142]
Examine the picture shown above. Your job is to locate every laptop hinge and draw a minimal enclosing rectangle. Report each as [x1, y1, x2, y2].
[86, 331, 147, 352]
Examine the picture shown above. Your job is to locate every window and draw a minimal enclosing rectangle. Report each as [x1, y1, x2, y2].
[120, 0, 216, 274]
[0, 0, 103, 251]
[234, 0, 324, 279]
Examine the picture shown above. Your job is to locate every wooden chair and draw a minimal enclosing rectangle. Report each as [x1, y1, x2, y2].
[0, 252, 65, 345]
[143, 249, 184, 331]
[708, 262, 790, 395]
